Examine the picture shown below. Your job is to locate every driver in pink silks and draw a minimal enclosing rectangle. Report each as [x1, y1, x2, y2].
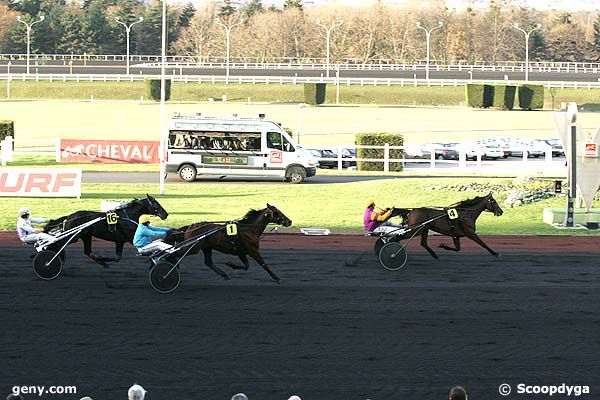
[363, 199, 405, 233]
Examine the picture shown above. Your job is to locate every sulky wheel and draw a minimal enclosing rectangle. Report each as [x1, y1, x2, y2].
[378, 242, 408, 271]
[374, 238, 385, 256]
[33, 250, 63, 280]
[149, 261, 181, 294]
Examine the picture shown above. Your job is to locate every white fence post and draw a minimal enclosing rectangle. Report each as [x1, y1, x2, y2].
[384, 143, 389, 172]
[55, 137, 61, 162]
[1, 135, 13, 164]
[337, 148, 343, 170]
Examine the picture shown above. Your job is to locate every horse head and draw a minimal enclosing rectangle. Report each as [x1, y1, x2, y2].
[485, 193, 503, 216]
[266, 203, 292, 227]
[145, 194, 169, 220]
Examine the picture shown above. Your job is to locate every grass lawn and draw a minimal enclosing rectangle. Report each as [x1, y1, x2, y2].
[0, 177, 597, 235]
[1, 81, 600, 110]
[3, 99, 600, 147]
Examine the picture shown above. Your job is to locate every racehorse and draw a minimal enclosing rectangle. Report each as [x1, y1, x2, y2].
[404, 192, 503, 259]
[44, 194, 169, 267]
[165, 204, 292, 283]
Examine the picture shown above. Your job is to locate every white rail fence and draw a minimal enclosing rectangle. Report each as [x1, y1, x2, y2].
[0, 137, 59, 166]
[307, 144, 565, 175]
[1, 53, 600, 73]
[1, 136, 565, 176]
[1, 73, 600, 90]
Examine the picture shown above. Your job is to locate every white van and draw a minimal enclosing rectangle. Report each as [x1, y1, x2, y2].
[166, 113, 317, 183]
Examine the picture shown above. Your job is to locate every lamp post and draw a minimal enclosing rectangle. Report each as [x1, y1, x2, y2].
[415, 21, 443, 81]
[513, 23, 541, 82]
[316, 19, 344, 78]
[215, 18, 244, 84]
[115, 16, 144, 75]
[16, 15, 45, 75]
[159, 0, 167, 195]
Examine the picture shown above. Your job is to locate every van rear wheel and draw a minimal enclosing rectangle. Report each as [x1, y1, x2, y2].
[286, 166, 306, 184]
[178, 164, 197, 182]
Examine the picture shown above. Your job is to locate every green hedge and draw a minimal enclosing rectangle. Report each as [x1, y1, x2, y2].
[145, 79, 171, 101]
[492, 85, 516, 110]
[0, 120, 14, 141]
[304, 83, 326, 105]
[355, 133, 403, 172]
[518, 84, 544, 110]
[465, 84, 494, 108]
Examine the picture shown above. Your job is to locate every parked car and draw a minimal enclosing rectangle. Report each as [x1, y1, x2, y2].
[461, 143, 505, 160]
[543, 138, 565, 157]
[308, 148, 354, 169]
[428, 143, 459, 160]
[403, 145, 432, 159]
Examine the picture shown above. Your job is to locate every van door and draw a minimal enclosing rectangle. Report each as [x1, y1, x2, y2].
[265, 131, 296, 177]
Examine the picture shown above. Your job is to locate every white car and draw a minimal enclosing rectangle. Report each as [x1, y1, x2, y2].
[461, 143, 504, 160]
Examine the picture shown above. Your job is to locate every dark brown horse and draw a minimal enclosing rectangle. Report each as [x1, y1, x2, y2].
[405, 193, 503, 259]
[166, 204, 292, 283]
[43, 195, 169, 267]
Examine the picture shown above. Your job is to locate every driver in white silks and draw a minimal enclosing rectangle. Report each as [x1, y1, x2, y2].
[16, 208, 55, 244]
[133, 214, 174, 255]
[363, 199, 405, 234]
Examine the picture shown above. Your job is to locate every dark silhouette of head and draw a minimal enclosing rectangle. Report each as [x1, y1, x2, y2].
[449, 386, 468, 400]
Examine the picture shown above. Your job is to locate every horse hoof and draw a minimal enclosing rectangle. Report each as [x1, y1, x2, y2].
[222, 274, 231, 280]
[274, 278, 282, 284]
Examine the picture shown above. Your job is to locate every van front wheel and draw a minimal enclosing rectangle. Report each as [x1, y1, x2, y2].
[178, 164, 197, 182]
[286, 166, 306, 184]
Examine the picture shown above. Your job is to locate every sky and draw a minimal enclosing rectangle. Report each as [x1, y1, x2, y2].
[179, 0, 599, 11]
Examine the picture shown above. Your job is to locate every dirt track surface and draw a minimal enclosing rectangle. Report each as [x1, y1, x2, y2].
[1, 235, 599, 400]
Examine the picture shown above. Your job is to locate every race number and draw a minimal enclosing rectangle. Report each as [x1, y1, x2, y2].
[447, 208, 459, 220]
[226, 223, 238, 236]
[106, 212, 119, 225]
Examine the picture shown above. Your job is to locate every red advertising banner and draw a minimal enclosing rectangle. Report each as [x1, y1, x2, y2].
[0, 168, 81, 197]
[60, 139, 160, 163]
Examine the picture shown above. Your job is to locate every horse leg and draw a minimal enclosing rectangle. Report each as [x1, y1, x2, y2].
[225, 254, 250, 270]
[466, 231, 500, 257]
[202, 249, 231, 280]
[419, 228, 439, 259]
[82, 234, 110, 268]
[439, 236, 461, 252]
[114, 242, 125, 262]
[247, 248, 281, 283]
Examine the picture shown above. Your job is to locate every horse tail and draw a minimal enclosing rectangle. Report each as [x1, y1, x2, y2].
[44, 216, 69, 233]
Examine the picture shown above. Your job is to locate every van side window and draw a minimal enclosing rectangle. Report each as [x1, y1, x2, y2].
[267, 132, 282, 151]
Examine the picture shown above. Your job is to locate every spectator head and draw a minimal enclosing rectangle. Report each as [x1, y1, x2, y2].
[7, 395, 23, 400]
[449, 386, 468, 400]
[230, 394, 248, 400]
[128, 384, 146, 400]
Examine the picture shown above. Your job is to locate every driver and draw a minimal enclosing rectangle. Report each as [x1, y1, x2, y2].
[363, 199, 404, 232]
[16, 208, 55, 244]
[134, 215, 173, 255]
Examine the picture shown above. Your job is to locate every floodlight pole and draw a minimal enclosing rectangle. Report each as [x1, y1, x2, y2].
[316, 19, 344, 78]
[115, 16, 144, 75]
[16, 15, 45, 75]
[159, 0, 167, 195]
[215, 18, 243, 84]
[513, 23, 541, 82]
[416, 21, 443, 81]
